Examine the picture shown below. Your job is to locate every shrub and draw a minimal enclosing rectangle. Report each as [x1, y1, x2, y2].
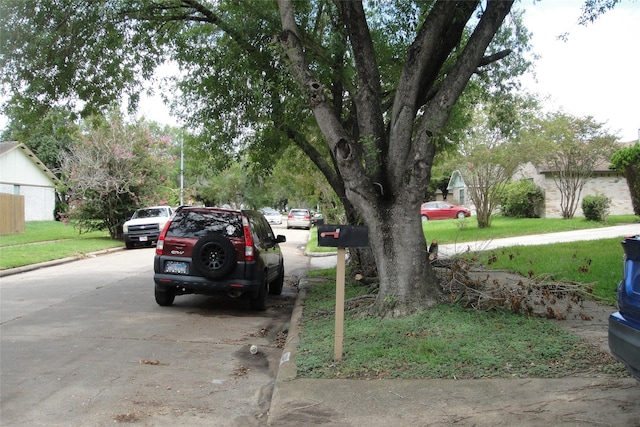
[500, 180, 544, 218]
[582, 194, 610, 222]
[611, 143, 640, 216]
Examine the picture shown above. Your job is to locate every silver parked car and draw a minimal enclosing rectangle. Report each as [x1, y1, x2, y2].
[286, 208, 311, 230]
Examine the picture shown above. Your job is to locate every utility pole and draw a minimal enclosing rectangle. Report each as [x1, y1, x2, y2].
[180, 136, 184, 206]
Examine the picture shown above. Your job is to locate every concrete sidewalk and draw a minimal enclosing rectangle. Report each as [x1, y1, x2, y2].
[267, 224, 640, 426]
[437, 223, 640, 257]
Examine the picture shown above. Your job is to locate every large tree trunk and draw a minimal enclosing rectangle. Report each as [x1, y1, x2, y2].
[362, 200, 440, 317]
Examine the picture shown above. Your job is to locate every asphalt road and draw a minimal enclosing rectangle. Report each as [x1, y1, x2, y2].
[0, 225, 310, 427]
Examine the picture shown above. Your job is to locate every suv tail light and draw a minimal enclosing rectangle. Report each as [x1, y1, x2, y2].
[242, 215, 254, 262]
[155, 221, 171, 255]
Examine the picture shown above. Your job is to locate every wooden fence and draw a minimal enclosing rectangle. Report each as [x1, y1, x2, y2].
[0, 193, 25, 235]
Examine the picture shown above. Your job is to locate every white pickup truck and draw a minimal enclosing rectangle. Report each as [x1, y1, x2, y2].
[123, 206, 174, 249]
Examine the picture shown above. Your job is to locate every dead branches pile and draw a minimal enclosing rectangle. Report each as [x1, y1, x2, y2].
[436, 259, 595, 320]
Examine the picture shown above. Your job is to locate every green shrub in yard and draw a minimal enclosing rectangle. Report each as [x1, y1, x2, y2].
[582, 194, 610, 222]
[499, 180, 544, 218]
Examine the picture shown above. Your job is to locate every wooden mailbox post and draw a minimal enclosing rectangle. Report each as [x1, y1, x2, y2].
[317, 225, 369, 361]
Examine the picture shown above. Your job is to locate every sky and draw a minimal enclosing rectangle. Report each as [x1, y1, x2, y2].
[2, 1, 639, 142]
[517, 0, 639, 142]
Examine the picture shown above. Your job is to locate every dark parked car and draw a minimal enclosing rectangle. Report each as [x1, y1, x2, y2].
[420, 201, 471, 221]
[153, 207, 286, 311]
[608, 235, 640, 380]
[311, 211, 324, 226]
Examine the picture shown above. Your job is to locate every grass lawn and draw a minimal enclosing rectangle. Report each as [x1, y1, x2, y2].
[467, 238, 624, 305]
[0, 221, 123, 270]
[298, 215, 638, 379]
[296, 278, 627, 379]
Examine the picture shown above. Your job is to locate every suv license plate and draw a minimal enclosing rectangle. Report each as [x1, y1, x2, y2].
[139, 236, 148, 242]
[165, 261, 189, 274]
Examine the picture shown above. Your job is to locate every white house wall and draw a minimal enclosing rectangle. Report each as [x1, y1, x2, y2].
[513, 162, 633, 218]
[513, 163, 546, 188]
[0, 184, 56, 221]
[0, 145, 58, 221]
[0, 148, 54, 187]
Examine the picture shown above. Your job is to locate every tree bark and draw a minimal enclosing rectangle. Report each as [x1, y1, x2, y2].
[361, 199, 440, 317]
[277, 0, 514, 316]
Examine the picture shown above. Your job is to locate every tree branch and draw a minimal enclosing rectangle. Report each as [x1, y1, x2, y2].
[276, 0, 377, 207]
[334, 1, 386, 187]
[387, 1, 477, 187]
[479, 49, 513, 67]
[418, 1, 515, 142]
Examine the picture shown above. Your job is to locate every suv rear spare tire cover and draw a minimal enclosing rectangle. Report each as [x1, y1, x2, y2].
[192, 234, 237, 278]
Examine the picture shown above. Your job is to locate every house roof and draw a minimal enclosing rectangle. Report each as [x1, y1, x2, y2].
[447, 170, 466, 190]
[0, 141, 60, 184]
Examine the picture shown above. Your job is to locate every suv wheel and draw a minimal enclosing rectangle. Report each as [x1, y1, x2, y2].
[155, 288, 175, 306]
[250, 275, 267, 311]
[269, 264, 284, 296]
[192, 234, 236, 278]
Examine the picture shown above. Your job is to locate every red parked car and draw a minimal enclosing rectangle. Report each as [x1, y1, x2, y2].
[420, 201, 471, 221]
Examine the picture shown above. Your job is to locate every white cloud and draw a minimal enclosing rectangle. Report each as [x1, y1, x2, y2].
[520, 0, 640, 142]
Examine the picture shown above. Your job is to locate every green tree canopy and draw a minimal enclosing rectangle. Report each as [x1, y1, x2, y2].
[1, 106, 79, 173]
[522, 112, 619, 219]
[457, 104, 532, 228]
[610, 142, 640, 216]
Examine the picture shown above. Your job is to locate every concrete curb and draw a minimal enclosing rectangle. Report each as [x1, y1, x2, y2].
[268, 279, 311, 422]
[0, 247, 126, 278]
[273, 284, 307, 383]
[304, 251, 337, 257]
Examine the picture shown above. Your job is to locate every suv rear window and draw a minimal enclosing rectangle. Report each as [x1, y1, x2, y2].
[166, 210, 243, 238]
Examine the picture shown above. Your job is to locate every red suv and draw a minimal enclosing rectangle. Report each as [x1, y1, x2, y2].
[153, 207, 286, 310]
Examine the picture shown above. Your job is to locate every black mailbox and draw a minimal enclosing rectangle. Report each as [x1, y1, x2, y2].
[317, 225, 369, 248]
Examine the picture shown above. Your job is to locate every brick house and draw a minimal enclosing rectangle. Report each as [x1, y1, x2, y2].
[513, 159, 633, 218]
[447, 140, 636, 218]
